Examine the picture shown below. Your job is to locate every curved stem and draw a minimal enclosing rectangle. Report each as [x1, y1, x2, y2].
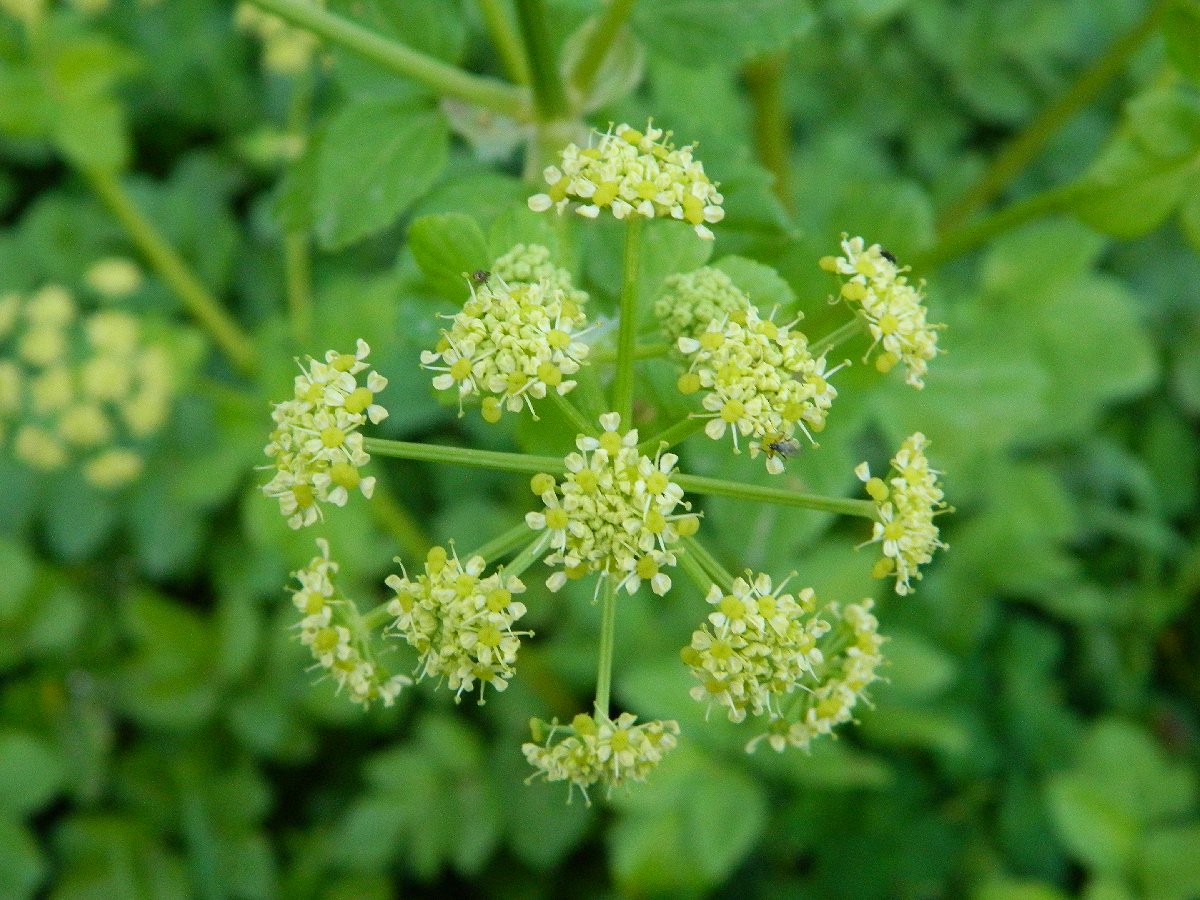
[743, 50, 793, 211]
[514, 0, 570, 119]
[364, 435, 566, 476]
[245, 0, 530, 120]
[637, 416, 705, 454]
[611, 216, 644, 424]
[809, 315, 864, 359]
[476, 0, 530, 85]
[681, 534, 735, 593]
[81, 168, 259, 375]
[937, 0, 1170, 230]
[569, 0, 637, 98]
[593, 577, 619, 719]
[549, 390, 600, 437]
[675, 472, 879, 519]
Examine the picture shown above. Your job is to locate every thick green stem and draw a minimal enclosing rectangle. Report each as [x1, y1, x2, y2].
[476, 0, 530, 85]
[364, 436, 566, 476]
[937, 0, 1170, 230]
[611, 216, 644, 424]
[246, 0, 530, 120]
[369, 480, 431, 560]
[82, 168, 259, 375]
[637, 416, 706, 454]
[549, 390, 600, 436]
[593, 577, 619, 719]
[502, 533, 550, 580]
[675, 472, 879, 519]
[471, 521, 536, 565]
[590, 341, 670, 364]
[678, 546, 716, 593]
[809, 315, 864, 359]
[681, 534, 735, 593]
[568, 0, 637, 98]
[514, 0, 570, 119]
[743, 50, 793, 211]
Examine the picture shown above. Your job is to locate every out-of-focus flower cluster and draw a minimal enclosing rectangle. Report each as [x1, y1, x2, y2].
[677, 307, 841, 473]
[528, 121, 725, 239]
[262, 340, 388, 529]
[235, 1, 323, 74]
[523, 711, 680, 802]
[289, 539, 410, 707]
[526, 413, 698, 597]
[820, 235, 942, 389]
[490, 243, 589, 311]
[421, 269, 591, 423]
[385, 545, 530, 702]
[654, 266, 751, 345]
[857, 432, 949, 595]
[0, 263, 176, 490]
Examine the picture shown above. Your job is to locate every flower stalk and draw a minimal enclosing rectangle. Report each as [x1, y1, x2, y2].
[611, 216, 644, 423]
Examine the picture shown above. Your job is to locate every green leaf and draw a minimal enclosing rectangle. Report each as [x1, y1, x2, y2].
[632, 0, 814, 66]
[0, 731, 66, 817]
[1180, 186, 1200, 253]
[0, 540, 35, 621]
[52, 94, 129, 171]
[408, 213, 490, 300]
[1164, 3, 1200, 82]
[714, 255, 796, 310]
[1072, 139, 1200, 239]
[1126, 86, 1200, 161]
[1140, 826, 1200, 900]
[314, 100, 449, 249]
[1046, 775, 1139, 876]
[561, 14, 645, 112]
[0, 820, 43, 900]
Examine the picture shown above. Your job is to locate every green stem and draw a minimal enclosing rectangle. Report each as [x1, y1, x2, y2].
[593, 577, 618, 719]
[284, 69, 315, 345]
[549, 390, 599, 436]
[680, 534, 735, 592]
[514, 0, 570, 119]
[937, 0, 1170, 230]
[364, 436, 566, 476]
[637, 416, 706, 454]
[369, 479, 431, 560]
[678, 546, 716, 594]
[809, 315, 864, 359]
[81, 168, 259, 375]
[245, 0, 530, 120]
[675, 472, 879, 519]
[361, 601, 394, 632]
[611, 216, 644, 424]
[568, 0, 637, 98]
[743, 50, 793, 211]
[471, 521, 536, 565]
[590, 341, 670, 365]
[476, 0, 530, 85]
[502, 533, 551, 580]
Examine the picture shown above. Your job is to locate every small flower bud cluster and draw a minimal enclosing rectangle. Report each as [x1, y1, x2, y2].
[523, 711, 680, 802]
[856, 432, 948, 595]
[681, 573, 831, 723]
[490, 243, 589, 311]
[385, 545, 530, 702]
[235, 1, 322, 74]
[421, 277, 590, 423]
[289, 539, 410, 707]
[526, 413, 698, 597]
[262, 340, 388, 529]
[654, 266, 752, 345]
[749, 599, 885, 753]
[676, 307, 842, 473]
[820, 235, 942, 388]
[528, 121, 725, 239]
[0, 278, 175, 490]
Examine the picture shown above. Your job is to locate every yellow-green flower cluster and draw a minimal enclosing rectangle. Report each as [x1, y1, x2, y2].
[385, 545, 531, 703]
[262, 340, 388, 529]
[676, 307, 842, 473]
[654, 266, 752, 345]
[289, 539, 410, 707]
[421, 276, 591, 423]
[856, 432, 948, 595]
[527, 121, 725, 239]
[748, 599, 885, 752]
[0, 277, 175, 490]
[526, 413, 698, 597]
[522, 711, 680, 802]
[820, 235, 942, 389]
[681, 573, 831, 723]
[235, 1, 323, 74]
[490, 243, 589, 310]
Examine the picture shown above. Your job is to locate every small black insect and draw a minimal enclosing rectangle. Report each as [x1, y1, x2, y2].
[880, 248, 897, 265]
[470, 269, 492, 285]
[765, 436, 801, 460]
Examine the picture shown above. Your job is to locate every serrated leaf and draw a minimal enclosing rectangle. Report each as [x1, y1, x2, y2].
[314, 100, 448, 249]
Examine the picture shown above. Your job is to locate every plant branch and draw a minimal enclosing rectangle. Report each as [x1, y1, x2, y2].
[637, 416, 705, 454]
[568, 0, 637, 98]
[593, 577, 619, 719]
[743, 50, 793, 211]
[611, 216, 644, 424]
[514, 0, 570, 119]
[675, 472, 879, 519]
[476, 0, 530, 85]
[364, 436, 566, 476]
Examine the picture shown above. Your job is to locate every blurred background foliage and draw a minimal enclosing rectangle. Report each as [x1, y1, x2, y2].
[0, 0, 1199, 897]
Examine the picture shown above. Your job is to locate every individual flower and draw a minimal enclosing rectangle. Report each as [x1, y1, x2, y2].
[490, 243, 589, 312]
[681, 572, 830, 723]
[528, 121, 725, 239]
[820, 235, 943, 388]
[654, 266, 752, 345]
[525, 412, 699, 597]
[385, 544, 531, 702]
[262, 340, 388, 529]
[235, 1, 323, 74]
[676, 307, 844, 473]
[856, 432, 949, 595]
[747, 598, 885, 753]
[522, 711, 680, 803]
[421, 277, 590, 422]
[289, 539, 410, 707]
